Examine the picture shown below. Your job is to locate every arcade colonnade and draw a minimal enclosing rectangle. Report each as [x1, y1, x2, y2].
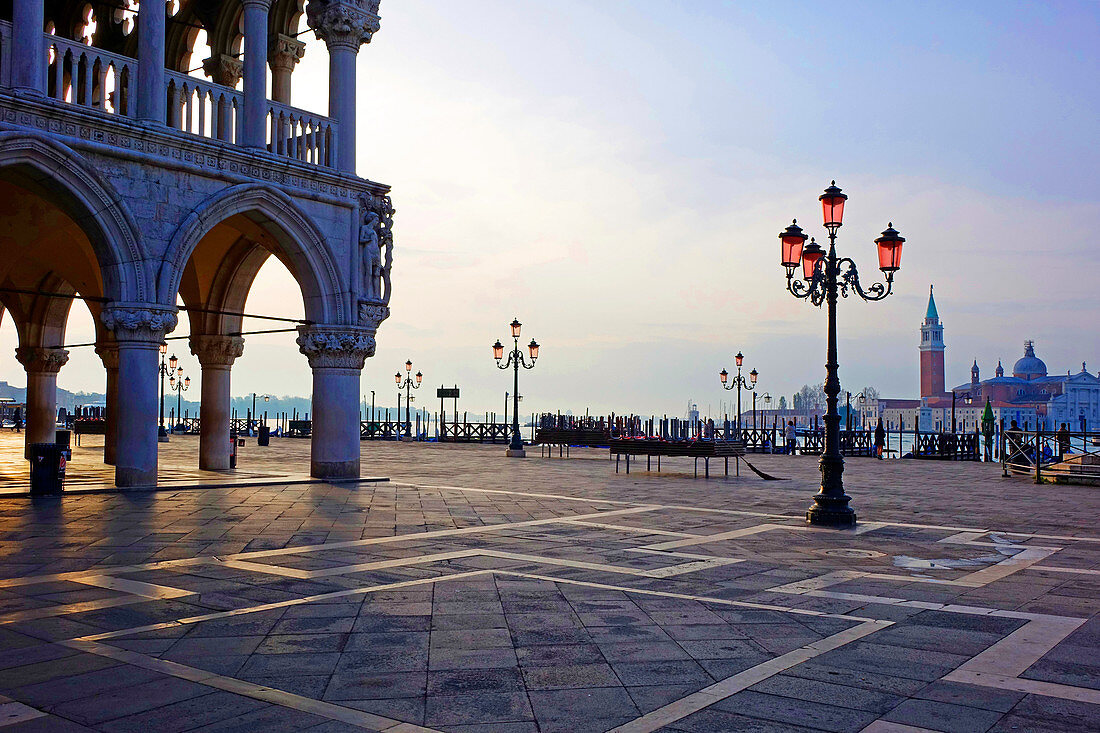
[0, 0, 395, 487]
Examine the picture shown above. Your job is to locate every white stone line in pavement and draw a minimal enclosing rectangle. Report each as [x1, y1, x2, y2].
[1029, 565, 1100, 576]
[556, 518, 699, 537]
[606, 619, 891, 733]
[643, 524, 787, 550]
[74, 575, 195, 599]
[0, 594, 175, 625]
[0, 699, 46, 727]
[953, 547, 1058, 587]
[860, 721, 941, 733]
[940, 615, 1098, 704]
[59, 638, 442, 732]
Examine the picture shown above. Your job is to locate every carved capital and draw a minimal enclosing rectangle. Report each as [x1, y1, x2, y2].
[95, 343, 119, 370]
[190, 335, 246, 367]
[269, 34, 306, 71]
[100, 303, 178, 343]
[296, 325, 375, 370]
[358, 301, 390, 329]
[202, 54, 244, 87]
[306, 0, 382, 51]
[16, 347, 69, 374]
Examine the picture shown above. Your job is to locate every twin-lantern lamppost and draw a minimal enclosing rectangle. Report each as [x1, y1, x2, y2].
[395, 360, 422, 438]
[493, 319, 539, 457]
[158, 343, 170, 442]
[719, 352, 757, 432]
[168, 359, 190, 434]
[779, 182, 906, 527]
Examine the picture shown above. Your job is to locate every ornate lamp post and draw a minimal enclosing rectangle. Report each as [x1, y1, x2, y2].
[158, 343, 170, 442]
[858, 392, 867, 429]
[951, 391, 973, 432]
[395, 360, 422, 439]
[779, 181, 906, 526]
[168, 363, 190, 434]
[719, 352, 757, 432]
[250, 393, 271, 435]
[493, 318, 539, 457]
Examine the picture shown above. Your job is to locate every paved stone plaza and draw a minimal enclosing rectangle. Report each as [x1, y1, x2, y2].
[1, 439, 1099, 732]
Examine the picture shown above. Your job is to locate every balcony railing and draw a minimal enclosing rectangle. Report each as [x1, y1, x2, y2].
[0, 26, 339, 169]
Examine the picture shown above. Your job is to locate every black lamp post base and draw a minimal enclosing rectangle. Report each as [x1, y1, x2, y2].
[506, 448, 526, 458]
[806, 500, 856, 527]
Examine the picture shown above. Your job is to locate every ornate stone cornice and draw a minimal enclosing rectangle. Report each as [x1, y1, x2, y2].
[269, 34, 307, 71]
[15, 347, 69, 374]
[202, 54, 244, 88]
[94, 343, 119, 370]
[297, 325, 376, 370]
[306, 0, 382, 51]
[100, 304, 178, 343]
[190, 335, 246, 367]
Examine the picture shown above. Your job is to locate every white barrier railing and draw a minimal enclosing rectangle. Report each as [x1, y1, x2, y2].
[267, 100, 338, 167]
[47, 34, 135, 116]
[165, 70, 242, 143]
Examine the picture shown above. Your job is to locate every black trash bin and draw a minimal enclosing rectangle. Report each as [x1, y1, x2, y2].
[258, 425, 270, 447]
[29, 443, 65, 494]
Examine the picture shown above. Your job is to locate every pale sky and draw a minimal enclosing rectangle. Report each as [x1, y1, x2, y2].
[2, 0, 1098, 419]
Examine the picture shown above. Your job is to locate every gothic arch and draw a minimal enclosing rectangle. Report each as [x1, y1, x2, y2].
[159, 183, 347, 324]
[0, 132, 150, 304]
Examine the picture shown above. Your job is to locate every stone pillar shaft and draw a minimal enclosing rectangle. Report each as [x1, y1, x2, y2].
[241, 0, 272, 148]
[297, 325, 376, 480]
[101, 305, 177, 487]
[269, 35, 305, 105]
[12, 0, 45, 93]
[328, 45, 357, 172]
[96, 345, 120, 466]
[190, 335, 244, 471]
[15, 347, 68, 456]
[136, 0, 166, 122]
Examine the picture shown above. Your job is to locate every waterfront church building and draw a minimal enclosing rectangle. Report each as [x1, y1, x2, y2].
[867, 287, 1100, 431]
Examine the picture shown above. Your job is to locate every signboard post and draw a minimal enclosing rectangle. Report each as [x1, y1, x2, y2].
[437, 386, 460, 431]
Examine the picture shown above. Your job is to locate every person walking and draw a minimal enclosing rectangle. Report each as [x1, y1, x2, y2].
[785, 420, 797, 456]
[13, 407, 22, 433]
[874, 417, 886, 459]
[1056, 423, 1071, 461]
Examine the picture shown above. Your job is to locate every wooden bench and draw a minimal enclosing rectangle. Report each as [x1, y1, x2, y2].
[534, 428, 612, 457]
[609, 438, 747, 477]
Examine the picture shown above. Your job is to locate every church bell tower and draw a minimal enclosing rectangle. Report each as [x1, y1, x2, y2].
[920, 285, 946, 398]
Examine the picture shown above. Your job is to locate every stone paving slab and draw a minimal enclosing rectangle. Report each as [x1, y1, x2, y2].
[0, 439, 1098, 730]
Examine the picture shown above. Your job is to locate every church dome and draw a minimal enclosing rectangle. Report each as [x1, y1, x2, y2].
[1012, 340, 1047, 380]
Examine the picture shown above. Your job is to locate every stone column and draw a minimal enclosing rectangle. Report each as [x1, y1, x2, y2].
[269, 35, 305, 104]
[136, 0, 166, 122]
[306, 0, 383, 173]
[201, 55, 243, 141]
[100, 305, 177, 487]
[241, 0, 273, 148]
[95, 344, 120, 465]
[15, 347, 68, 455]
[297, 325, 375, 479]
[190, 335, 245, 470]
[12, 0, 46, 94]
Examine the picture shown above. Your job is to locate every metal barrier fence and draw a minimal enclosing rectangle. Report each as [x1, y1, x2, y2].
[1002, 425, 1099, 484]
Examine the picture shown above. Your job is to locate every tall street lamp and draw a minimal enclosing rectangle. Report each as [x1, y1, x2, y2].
[169, 363, 190, 434]
[251, 393, 270, 435]
[759, 392, 771, 430]
[493, 318, 539, 458]
[158, 343, 170, 442]
[719, 352, 757, 432]
[779, 181, 906, 526]
[952, 392, 973, 433]
[395, 360, 422, 438]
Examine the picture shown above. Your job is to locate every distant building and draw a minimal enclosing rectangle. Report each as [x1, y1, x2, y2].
[861, 287, 1099, 431]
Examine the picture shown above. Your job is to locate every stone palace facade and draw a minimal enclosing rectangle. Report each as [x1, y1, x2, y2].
[0, 0, 394, 485]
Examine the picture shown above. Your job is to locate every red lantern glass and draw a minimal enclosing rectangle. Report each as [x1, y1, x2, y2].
[493, 340, 504, 361]
[415, 371, 423, 385]
[720, 369, 729, 384]
[779, 220, 807, 269]
[528, 340, 539, 360]
[735, 352, 744, 368]
[749, 368, 758, 385]
[184, 376, 190, 387]
[802, 240, 825, 280]
[169, 354, 178, 370]
[874, 223, 905, 272]
[819, 181, 847, 230]
[510, 319, 521, 338]
[394, 372, 401, 385]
